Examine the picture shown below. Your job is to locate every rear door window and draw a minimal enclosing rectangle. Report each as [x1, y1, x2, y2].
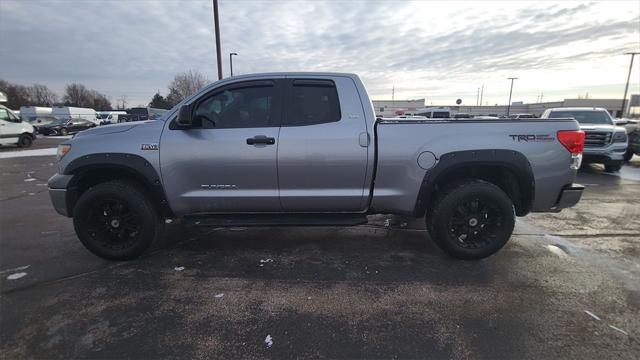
[283, 79, 341, 126]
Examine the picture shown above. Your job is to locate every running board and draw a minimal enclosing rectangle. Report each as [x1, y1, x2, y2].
[182, 213, 368, 227]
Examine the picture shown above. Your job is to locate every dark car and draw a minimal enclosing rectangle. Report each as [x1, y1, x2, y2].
[118, 107, 168, 122]
[28, 115, 58, 133]
[624, 121, 640, 161]
[38, 118, 96, 136]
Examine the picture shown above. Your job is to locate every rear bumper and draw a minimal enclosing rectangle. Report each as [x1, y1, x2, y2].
[550, 184, 584, 212]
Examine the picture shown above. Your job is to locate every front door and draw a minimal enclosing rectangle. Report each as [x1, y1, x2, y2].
[160, 79, 283, 215]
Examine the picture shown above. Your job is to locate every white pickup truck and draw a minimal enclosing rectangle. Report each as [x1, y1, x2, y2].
[49, 72, 585, 261]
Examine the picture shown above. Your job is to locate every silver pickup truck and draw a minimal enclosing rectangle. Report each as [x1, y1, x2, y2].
[48, 72, 585, 261]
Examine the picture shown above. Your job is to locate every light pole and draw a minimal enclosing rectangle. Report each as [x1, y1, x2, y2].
[229, 52, 238, 76]
[620, 52, 639, 117]
[506, 77, 518, 116]
[213, 0, 222, 80]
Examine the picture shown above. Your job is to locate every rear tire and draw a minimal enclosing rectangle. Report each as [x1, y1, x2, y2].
[73, 181, 161, 260]
[17, 134, 33, 148]
[604, 161, 622, 172]
[427, 180, 515, 260]
[60, 128, 68, 136]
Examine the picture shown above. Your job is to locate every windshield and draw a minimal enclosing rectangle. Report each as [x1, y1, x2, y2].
[548, 110, 613, 124]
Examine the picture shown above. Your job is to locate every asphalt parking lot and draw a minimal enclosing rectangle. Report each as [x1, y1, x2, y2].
[1, 138, 639, 359]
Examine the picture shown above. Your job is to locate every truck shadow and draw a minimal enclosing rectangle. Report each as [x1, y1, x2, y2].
[154, 220, 508, 288]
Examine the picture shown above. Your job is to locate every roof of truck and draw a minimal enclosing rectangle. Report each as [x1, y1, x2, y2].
[547, 107, 608, 112]
[226, 72, 358, 78]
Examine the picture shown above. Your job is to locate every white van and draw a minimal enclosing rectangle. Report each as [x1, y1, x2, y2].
[51, 106, 99, 125]
[415, 107, 452, 119]
[19, 106, 53, 123]
[0, 105, 35, 147]
[97, 111, 127, 125]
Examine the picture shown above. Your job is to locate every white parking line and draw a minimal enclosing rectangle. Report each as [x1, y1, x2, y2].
[0, 148, 57, 159]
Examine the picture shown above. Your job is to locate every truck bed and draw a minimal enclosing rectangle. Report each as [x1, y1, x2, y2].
[371, 118, 580, 215]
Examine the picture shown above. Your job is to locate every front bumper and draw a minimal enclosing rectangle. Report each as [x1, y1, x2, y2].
[550, 184, 584, 212]
[583, 142, 628, 162]
[48, 173, 75, 217]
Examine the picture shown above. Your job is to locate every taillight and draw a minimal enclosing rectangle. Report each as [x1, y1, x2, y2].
[557, 130, 585, 155]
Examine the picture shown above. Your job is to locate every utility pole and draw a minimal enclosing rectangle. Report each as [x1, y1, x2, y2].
[620, 52, 639, 117]
[213, 0, 223, 80]
[480, 85, 484, 106]
[506, 77, 518, 116]
[229, 52, 238, 76]
[476, 87, 480, 106]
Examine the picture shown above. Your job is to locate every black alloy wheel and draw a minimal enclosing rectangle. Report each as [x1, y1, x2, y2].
[427, 180, 515, 260]
[73, 181, 161, 260]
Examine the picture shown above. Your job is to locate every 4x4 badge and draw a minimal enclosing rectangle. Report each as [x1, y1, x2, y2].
[141, 143, 159, 150]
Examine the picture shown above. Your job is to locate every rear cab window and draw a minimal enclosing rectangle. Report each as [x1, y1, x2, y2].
[548, 110, 613, 125]
[283, 79, 341, 126]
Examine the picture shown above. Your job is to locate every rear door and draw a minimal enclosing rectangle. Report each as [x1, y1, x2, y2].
[277, 76, 369, 212]
[160, 79, 283, 215]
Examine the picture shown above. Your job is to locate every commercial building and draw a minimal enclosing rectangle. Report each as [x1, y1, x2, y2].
[373, 96, 639, 118]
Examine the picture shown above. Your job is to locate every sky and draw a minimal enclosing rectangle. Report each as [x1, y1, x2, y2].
[1, 0, 639, 107]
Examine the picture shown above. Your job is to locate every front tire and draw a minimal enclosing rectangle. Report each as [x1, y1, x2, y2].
[59, 128, 68, 136]
[17, 134, 33, 148]
[73, 181, 160, 260]
[427, 180, 515, 260]
[623, 149, 633, 162]
[604, 161, 622, 172]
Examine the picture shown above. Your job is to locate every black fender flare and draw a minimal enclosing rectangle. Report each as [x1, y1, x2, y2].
[64, 153, 174, 217]
[413, 149, 535, 217]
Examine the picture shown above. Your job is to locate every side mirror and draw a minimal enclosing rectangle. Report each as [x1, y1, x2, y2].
[176, 104, 193, 127]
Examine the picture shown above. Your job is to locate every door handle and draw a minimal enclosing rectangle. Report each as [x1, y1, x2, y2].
[246, 135, 275, 145]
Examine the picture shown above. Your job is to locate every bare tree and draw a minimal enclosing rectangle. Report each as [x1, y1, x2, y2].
[28, 84, 58, 106]
[0, 79, 30, 109]
[63, 83, 91, 107]
[62, 83, 111, 109]
[166, 69, 208, 106]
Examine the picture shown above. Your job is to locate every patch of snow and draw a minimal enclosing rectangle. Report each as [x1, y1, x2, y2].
[174, 266, 185, 271]
[24, 178, 36, 182]
[0, 148, 57, 159]
[214, 293, 224, 298]
[165, 219, 173, 224]
[6, 272, 27, 280]
[545, 244, 568, 258]
[608, 324, 629, 335]
[0, 265, 30, 275]
[584, 310, 601, 321]
[259, 258, 274, 267]
[264, 334, 273, 348]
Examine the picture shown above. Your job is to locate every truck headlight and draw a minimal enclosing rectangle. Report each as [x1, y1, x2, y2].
[612, 132, 628, 143]
[57, 144, 71, 160]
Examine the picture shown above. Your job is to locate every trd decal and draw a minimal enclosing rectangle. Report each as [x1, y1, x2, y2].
[509, 134, 555, 142]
